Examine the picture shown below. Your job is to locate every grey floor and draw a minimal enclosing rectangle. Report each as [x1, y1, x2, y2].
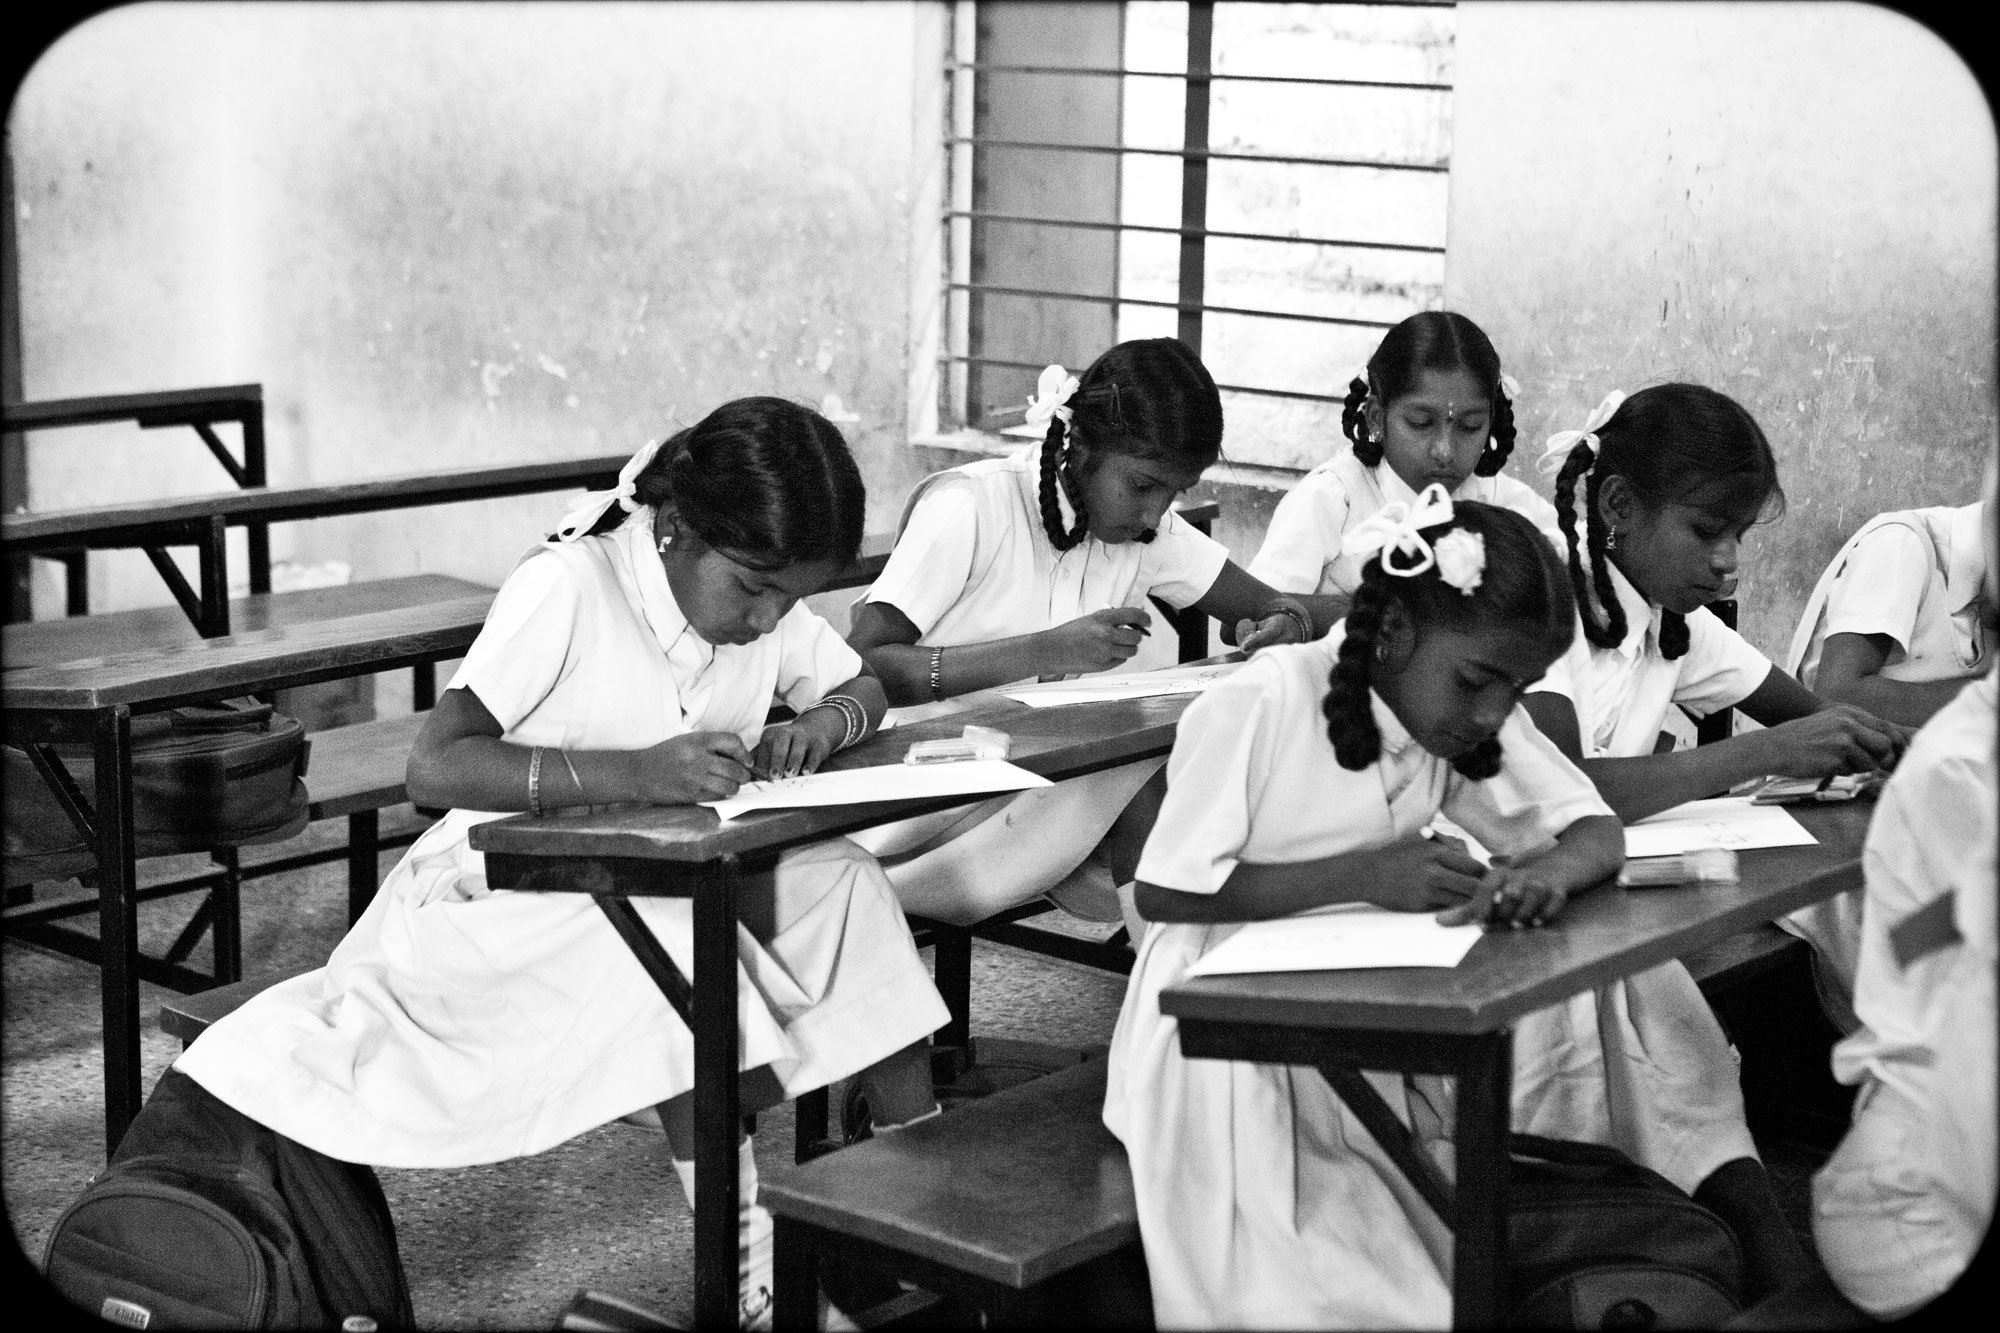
[2, 814, 1132, 1328]
[4, 815, 1829, 1328]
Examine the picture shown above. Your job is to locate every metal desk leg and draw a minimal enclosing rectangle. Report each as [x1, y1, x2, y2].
[93, 705, 141, 1154]
[694, 856, 744, 1329]
[1451, 1030, 1513, 1329]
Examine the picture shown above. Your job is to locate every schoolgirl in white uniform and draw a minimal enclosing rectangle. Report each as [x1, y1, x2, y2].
[848, 338, 1317, 927]
[1249, 310, 1561, 626]
[1522, 385, 1916, 1030]
[1106, 496, 1629, 1328]
[178, 398, 950, 1328]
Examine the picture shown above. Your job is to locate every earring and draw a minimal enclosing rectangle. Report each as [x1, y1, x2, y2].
[1375, 639, 1389, 663]
[657, 532, 674, 552]
[1604, 527, 1619, 552]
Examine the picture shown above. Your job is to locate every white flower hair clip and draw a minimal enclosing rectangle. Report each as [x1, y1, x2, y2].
[1023, 364, 1081, 430]
[1498, 371, 1521, 403]
[1341, 482, 1458, 578]
[1536, 389, 1626, 478]
[1432, 529, 1486, 595]
[552, 437, 664, 542]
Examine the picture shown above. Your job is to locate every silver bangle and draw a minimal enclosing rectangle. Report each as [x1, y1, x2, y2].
[558, 748, 585, 805]
[803, 695, 866, 751]
[928, 646, 945, 701]
[1272, 603, 1314, 643]
[528, 746, 545, 817]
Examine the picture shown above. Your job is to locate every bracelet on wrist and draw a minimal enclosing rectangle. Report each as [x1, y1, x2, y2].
[1270, 603, 1314, 644]
[528, 746, 545, 817]
[928, 646, 945, 701]
[801, 695, 867, 751]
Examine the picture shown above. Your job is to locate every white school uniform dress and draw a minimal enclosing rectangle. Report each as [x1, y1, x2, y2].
[1105, 631, 1750, 1330]
[1780, 503, 1992, 1012]
[852, 442, 1229, 907]
[176, 510, 948, 1168]
[1812, 669, 1995, 1320]
[1248, 445, 1562, 597]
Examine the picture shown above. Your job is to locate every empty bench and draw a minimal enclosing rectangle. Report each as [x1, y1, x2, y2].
[763, 1057, 1146, 1329]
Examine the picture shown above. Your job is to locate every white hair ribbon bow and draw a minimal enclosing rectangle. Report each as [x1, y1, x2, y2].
[552, 437, 664, 542]
[1023, 364, 1081, 430]
[1498, 371, 1521, 402]
[1535, 389, 1626, 478]
[1341, 482, 1458, 578]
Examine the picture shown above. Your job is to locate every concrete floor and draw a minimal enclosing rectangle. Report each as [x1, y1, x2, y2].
[4, 814, 1833, 1328]
[2, 813, 1131, 1328]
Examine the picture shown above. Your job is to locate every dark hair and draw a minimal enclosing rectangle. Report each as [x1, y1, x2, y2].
[1322, 501, 1573, 780]
[579, 396, 866, 569]
[1552, 383, 1782, 660]
[1340, 311, 1517, 477]
[1038, 337, 1223, 551]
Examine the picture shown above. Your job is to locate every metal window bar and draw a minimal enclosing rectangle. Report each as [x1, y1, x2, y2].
[943, 355, 1354, 414]
[944, 211, 1445, 255]
[1177, 2, 1215, 353]
[948, 136, 1448, 174]
[947, 281, 1400, 330]
[950, 62, 1451, 93]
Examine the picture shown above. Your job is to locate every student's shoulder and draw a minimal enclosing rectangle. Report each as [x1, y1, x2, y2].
[1285, 448, 1370, 502]
[1199, 635, 1343, 719]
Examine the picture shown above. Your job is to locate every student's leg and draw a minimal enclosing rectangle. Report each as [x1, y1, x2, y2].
[882, 759, 1167, 925]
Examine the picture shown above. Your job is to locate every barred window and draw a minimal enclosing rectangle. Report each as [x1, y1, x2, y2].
[932, 0, 1454, 478]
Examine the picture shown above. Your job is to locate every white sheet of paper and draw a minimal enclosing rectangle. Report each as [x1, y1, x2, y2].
[998, 660, 1243, 708]
[1622, 796, 1817, 859]
[1184, 903, 1484, 977]
[701, 759, 1050, 821]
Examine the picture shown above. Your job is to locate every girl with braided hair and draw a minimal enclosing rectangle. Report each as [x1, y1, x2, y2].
[1249, 311, 1561, 629]
[1521, 383, 1911, 823]
[848, 337, 1316, 928]
[1107, 495, 1643, 1326]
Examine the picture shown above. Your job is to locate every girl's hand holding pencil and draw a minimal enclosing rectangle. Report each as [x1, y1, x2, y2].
[1040, 606, 1154, 675]
[635, 731, 754, 804]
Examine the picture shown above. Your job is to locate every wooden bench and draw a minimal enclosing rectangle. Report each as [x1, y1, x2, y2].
[159, 966, 318, 1047]
[764, 1057, 1147, 1329]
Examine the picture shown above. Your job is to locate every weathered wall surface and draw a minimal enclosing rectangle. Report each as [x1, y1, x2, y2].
[1447, 2, 1996, 656]
[11, 1, 943, 622]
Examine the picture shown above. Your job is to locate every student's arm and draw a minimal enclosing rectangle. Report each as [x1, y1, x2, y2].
[1193, 560, 1321, 652]
[1439, 814, 1625, 928]
[848, 599, 1155, 705]
[1134, 833, 1489, 924]
[1810, 632, 1975, 727]
[407, 686, 753, 811]
[1522, 673, 1908, 824]
[1291, 590, 1353, 634]
[752, 669, 888, 778]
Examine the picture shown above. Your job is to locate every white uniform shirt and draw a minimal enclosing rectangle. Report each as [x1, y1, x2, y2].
[1529, 560, 1771, 758]
[1248, 447, 1562, 597]
[1812, 669, 1996, 1319]
[1790, 502, 1992, 688]
[864, 443, 1230, 659]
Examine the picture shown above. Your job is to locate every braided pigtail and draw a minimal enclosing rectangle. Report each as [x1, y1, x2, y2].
[1341, 375, 1382, 467]
[1037, 418, 1088, 551]
[1474, 386, 1517, 477]
[1658, 610, 1690, 660]
[1581, 467, 1627, 648]
[1323, 574, 1391, 769]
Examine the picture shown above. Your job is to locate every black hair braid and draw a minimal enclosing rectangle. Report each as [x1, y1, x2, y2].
[1658, 610, 1690, 660]
[1037, 418, 1088, 551]
[1474, 388, 1518, 477]
[1582, 467, 1628, 648]
[1323, 576, 1390, 770]
[1340, 376, 1381, 466]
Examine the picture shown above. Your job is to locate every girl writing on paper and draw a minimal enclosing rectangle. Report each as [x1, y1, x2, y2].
[176, 398, 950, 1329]
[847, 337, 1316, 929]
[1521, 384, 1914, 1023]
[1248, 310, 1562, 628]
[1107, 495, 1810, 1327]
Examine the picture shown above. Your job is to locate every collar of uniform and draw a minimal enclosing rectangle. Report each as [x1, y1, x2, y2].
[1946, 502, 1988, 616]
[620, 508, 711, 668]
[1601, 558, 1659, 660]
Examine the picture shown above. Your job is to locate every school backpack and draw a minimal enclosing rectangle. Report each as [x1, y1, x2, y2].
[41, 1069, 413, 1330]
[4, 700, 310, 862]
[1507, 1133, 1744, 1329]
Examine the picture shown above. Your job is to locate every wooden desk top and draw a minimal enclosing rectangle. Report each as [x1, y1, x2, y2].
[1160, 800, 1874, 1037]
[1, 593, 494, 714]
[2, 574, 493, 672]
[472, 682, 1212, 871]
[1, 455, 630, 550]
[2, 383, 261, 431]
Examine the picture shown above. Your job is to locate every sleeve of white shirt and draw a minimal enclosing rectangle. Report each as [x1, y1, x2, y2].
[1139, 509, 1232, 610]
[1441, 705, 1614, 858]
[1133, 657, 1281, 894]
[861, 481, 981, 637]
[1525, 617, 1588, 702]
[772, 603, 867, 715]
[1819, 522, 1932, 654]
[446, 549, 584, 733]
[1671, 608, 1774, 717]
[1247, 471, 1351, 595]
